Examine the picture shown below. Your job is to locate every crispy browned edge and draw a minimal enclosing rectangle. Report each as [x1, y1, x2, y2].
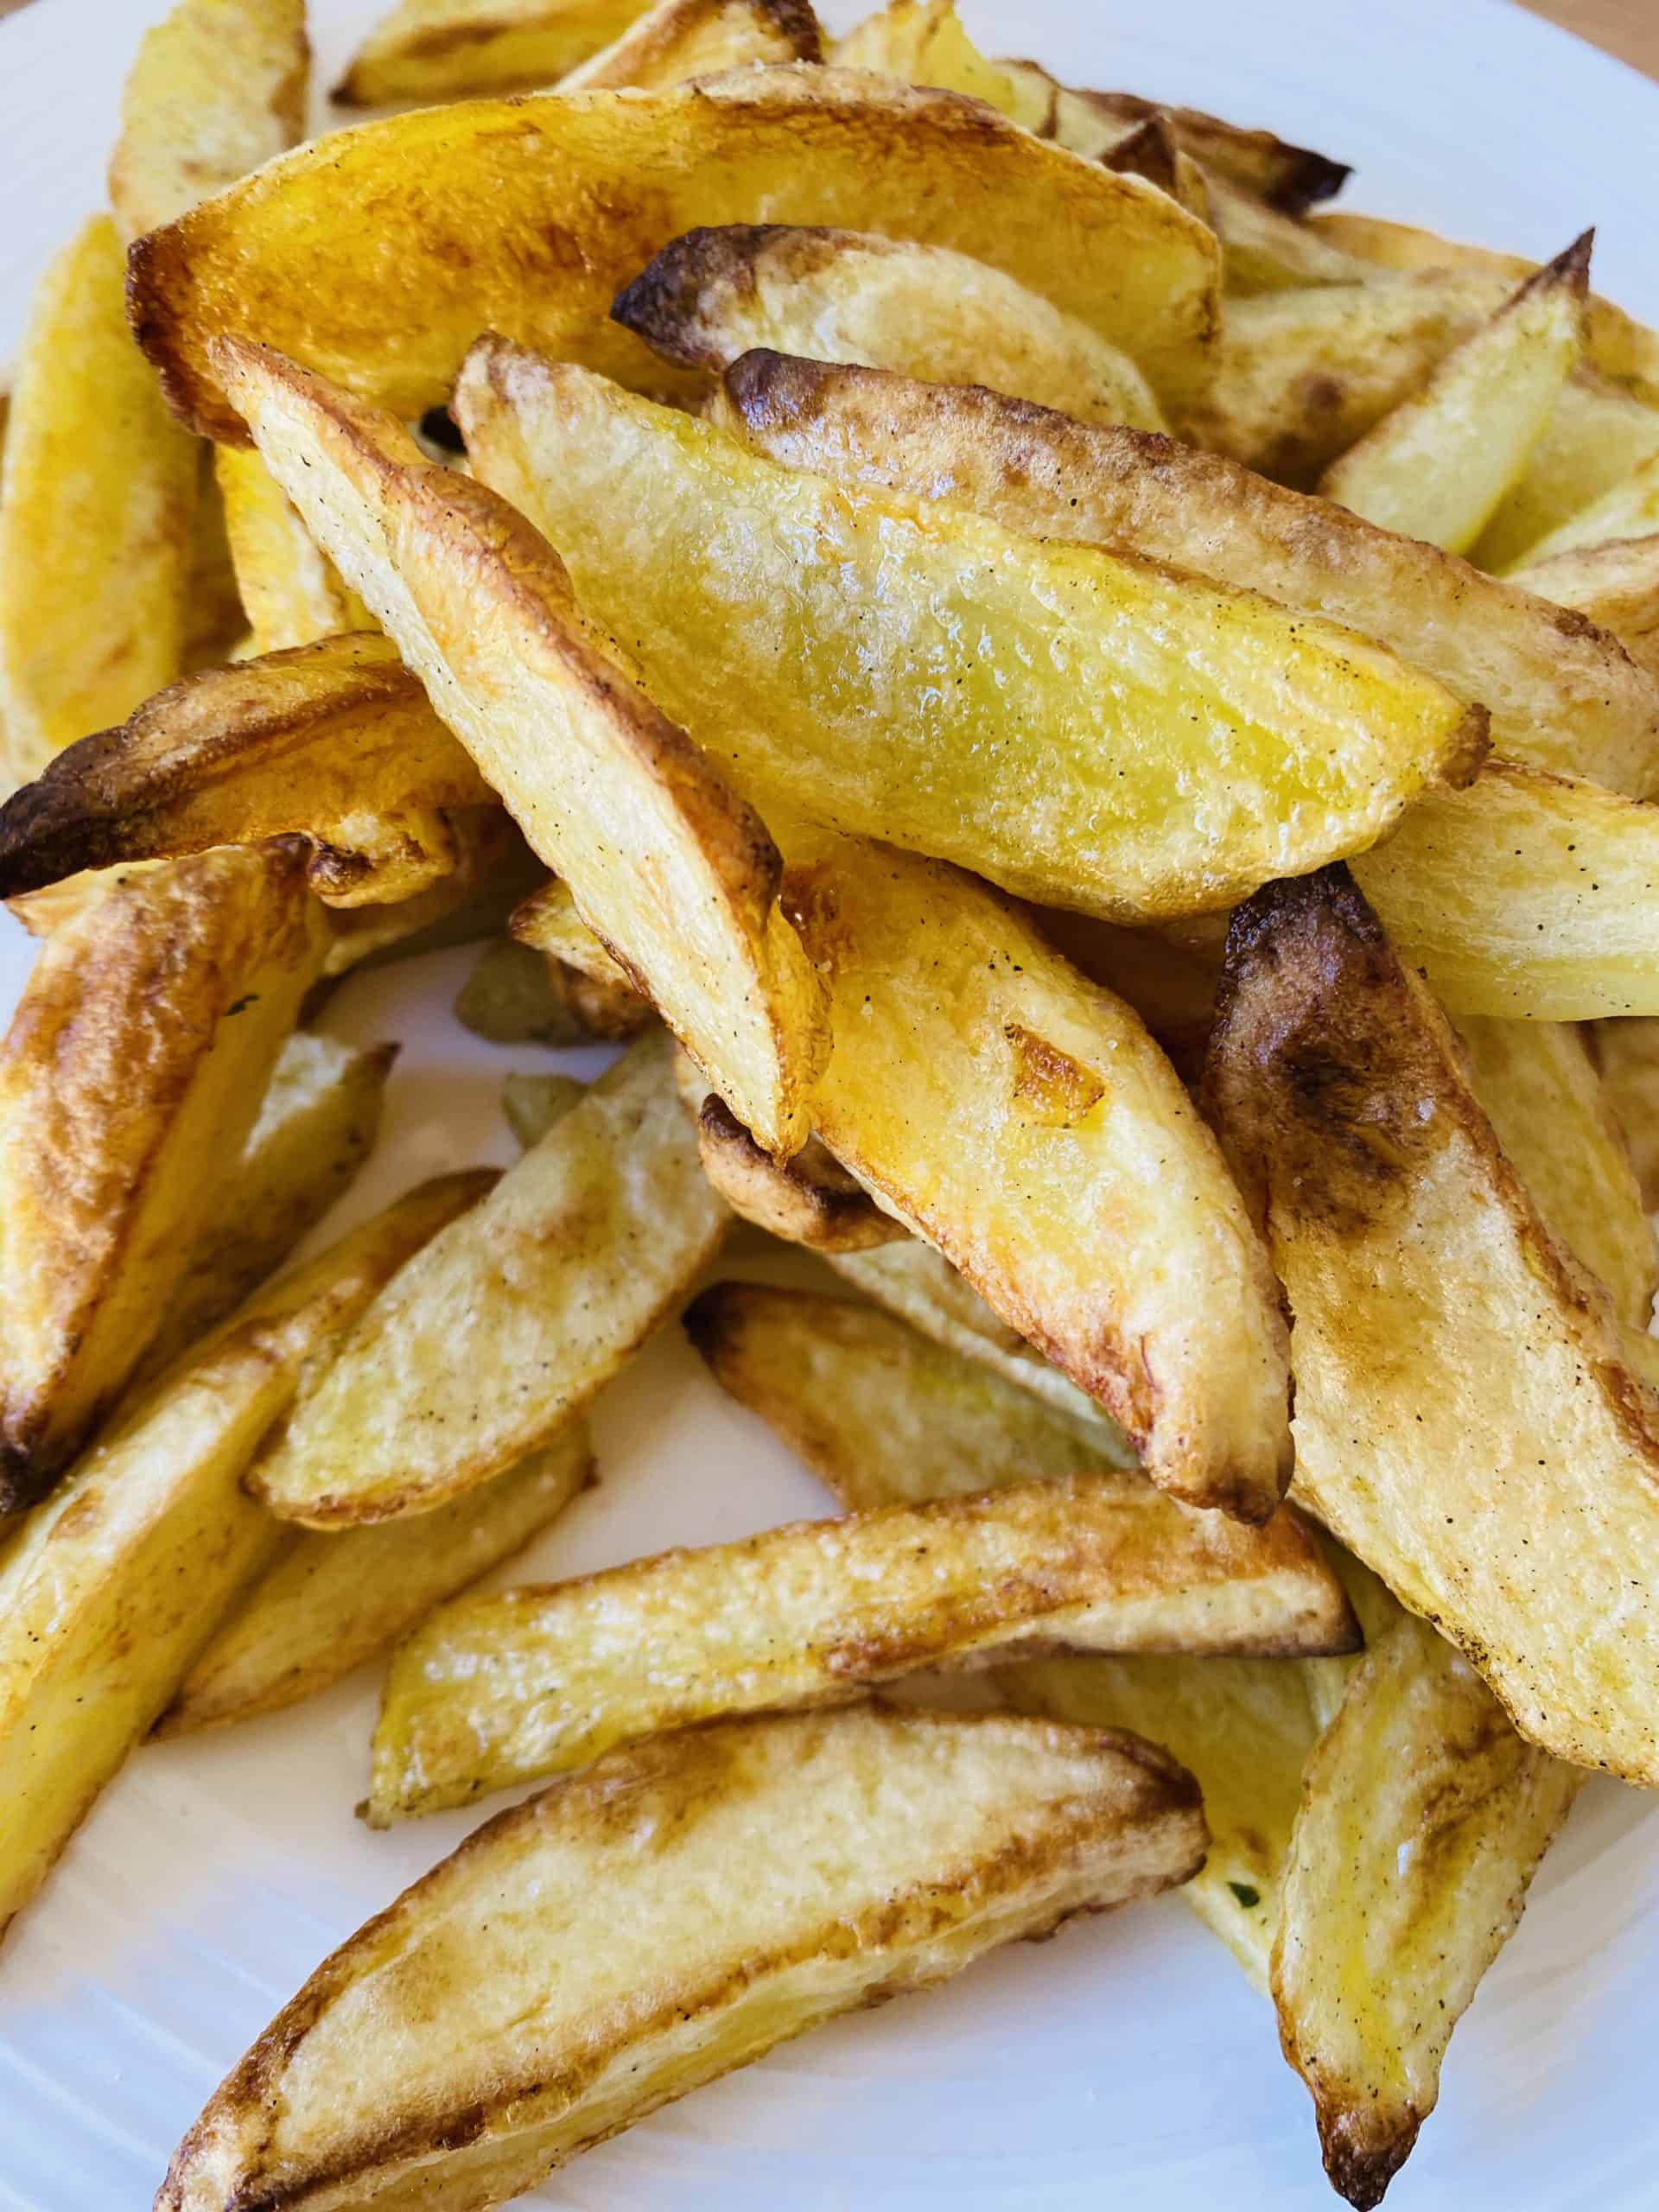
[613, 223, 830, 369]
[0, 639, 427, 899]
[157, 1708, 1205, 2207]
[1098, 113, 1185, 200]
[694, 1095, 899, 1250]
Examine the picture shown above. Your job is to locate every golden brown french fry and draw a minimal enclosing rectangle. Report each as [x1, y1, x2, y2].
[454, 936, 650, 1044]
[108, 0, 308, 242]
[160, 1706, 1205, 2212]
[461, 344, 1485, 925]
[1471, 371, 1659, 573]
[1273, 1610, 1581, 2209]
[784, 830, 1292, 1521]
[219, 343, 824, 1152]
[559, 0, 822, 86]
[0, 216, 198, 783]
[827, 1239, 1134, 1456]
[1503, 449, 1659, 570]
[693, 1096, 900, 1252]
[0, 632, 493, 906]
[614, 225, 1167, 429]
[501, 1070, 588, 1148]
[1452, 1013, 1656, 1325]
[0, 846, 330, 1506]
[162, 1418, 594, 1735]
[215, 445, 374, 655]
[1319, 236, 1589, 554]
[714, 353, 1657, 791]
[1205, 863, 1659, 1784]
[0, 1171, 493, 1945]
[1589, 1017, 1659, 1209]
[1506, 529, 1659, 645]
[129, 67, 1221, 440]
[251, 1032, 727, 1524]
[139, 1032, 397, 1384]
[509, 874, 639, 988]
[369, 1466, 1354, 1821]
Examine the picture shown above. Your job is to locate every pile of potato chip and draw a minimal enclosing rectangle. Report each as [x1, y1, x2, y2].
[3, 0, 1659, 2204]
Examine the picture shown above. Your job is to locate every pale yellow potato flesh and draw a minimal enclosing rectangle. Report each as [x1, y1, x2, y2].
[714, 352, 1656, 794]
[509, 874, 639, 988]
[0, 846, 330, 1507]
[0, 632, 493, 907]
[501, 1070, 588, 1149]
[1273, 1610, 1581, 2210]
[827, 1239, 1135, 1457]
[460, 346, 1484, 925]
[1505, 448, 1659, 570]
[1452, 1012, 1656, 1326]
[693, 1096, 899, 1251]
[128, 67, 1221, 442]
[615, 225, 1167, 430]
[108, 0, 308, 242]
[560, 0, 823, 88]
[1589, 1017, 1659, 1209]
[219, 343, 823, 1152]
[336, 0, 649, 100]
[0, 1172, 491, 1946]
[1352, 763, 1659, 1019]
[1507, 529, 1659, 644]
[1319, 237, 1588, 555]
[1472, 372, 1659, 573]
[783, 830, 1292, 1520]
[1205, 864, 1659, 1784]
[160, 1706, 1205, 2212]
[163, 1418, 593, 1735]
[1205, 173, 1374, 297]
[140, 1032, 397, 1385]
[216, 446, 374, 655]
[0, 216, 198, 784]
[252, 1032, 728, 1524]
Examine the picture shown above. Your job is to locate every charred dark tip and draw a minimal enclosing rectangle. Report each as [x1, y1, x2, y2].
[680, 1279, 749, 1367]
[612, 227, 784, 367]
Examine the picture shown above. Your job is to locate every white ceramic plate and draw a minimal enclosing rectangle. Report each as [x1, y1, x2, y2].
[2, 3, 1657, 2205]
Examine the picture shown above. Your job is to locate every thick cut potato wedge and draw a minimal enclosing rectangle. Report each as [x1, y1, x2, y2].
[828, 1239, 1134, 1456]
[0, 846, 329, 1506]
[1352, 764, 1659, 1019]
[221, 344, 823, 1152]
[0, 632, 493, 907]
[1506, 449, 1659, 570]
[1319, 236, 1589, 555]
[1205, 863, 1659, 1784]
[108, 0, 308, 242]
[461, 346, 1485, 923]
[161, 1706, 1205, 2212]
[140, 1032, 397, 1383]
[509, 874, 639, 988]
[455, 937, 649, 1044]
[0, 216, 198, 784]
[692, 1096, 899, 1251]
[1273, 1610, 1581, 2209]
[1589, 1018, 1659, 1209]
[252, 1032, 727, 1523]
[130, 67, 1221, 442]
[163, 1419, 593, 1734]
[1472, 372, 1659, 573]
[0, 1173, 490, 1945]
[782, 830, 1293, 1520]
[1452, 1013, 1656, 1325]
[216, 446, 374, 655]
[1507, 530, 1659, 645]
[561, 0, 823, 87]
[715, 353, 1657, 792]
[614, 225, 1166, 429]
[502, 1070, 587, 1148]
[370, 1466, 1352, 1821]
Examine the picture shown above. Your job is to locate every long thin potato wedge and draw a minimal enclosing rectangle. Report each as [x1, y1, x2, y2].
[560, 0, 822, 87]
[828, 1239, 1135, 1457]
[1452, 1013, 1656, 1325]
[692, 1096, 899, 1251]
[1319, 236, 1589, 554]
[1589, 1017, 1659, 1209]
[336, 0, 652, 99]
[461, 344, 1485, 924]
[215, 445, 374, 655]
[130, 67, 1221, 442]
[0, 632, 493, 906]
[614, 225, 1167, 429]
[162, 1418, 594, 1735]
[1273, 1610, 1581, 2209]
[0, 1172, 491, 1946]
[1505, 449, 1659, 571]
[715, 353, 1657, 792]
[252, 1032, 727, 1524]
[1205, 863, 1659, 1784]
[108, 0, 308, 242]
[219, 343, 823, 1151]
[0, 216, 198, 783]
[0, 846, 329, 1506]
[783, 830, 1292, 1520]
[1472, 372, 1659, 573]
[161, 1706, 1205, 2212]
[1352, 764, 1659, 1019]
[139, 1032, 397, 1383]
[370, 1465, 1352, 1821]
[1507, 529, 1659, 642]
